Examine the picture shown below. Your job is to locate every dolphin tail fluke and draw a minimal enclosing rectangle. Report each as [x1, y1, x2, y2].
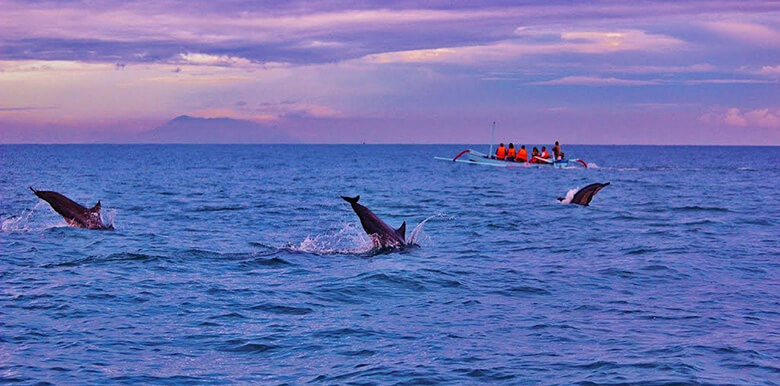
[90, 201, 102, 213]
[341, 195, 360, 204]
[396, 221, 406, 240]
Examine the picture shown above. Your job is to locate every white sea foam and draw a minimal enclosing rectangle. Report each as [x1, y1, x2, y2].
[559, 188, 579, 204]
[287, 223, 375, 255]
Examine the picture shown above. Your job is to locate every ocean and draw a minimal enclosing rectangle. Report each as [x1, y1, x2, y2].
[1, 144, 778, 384]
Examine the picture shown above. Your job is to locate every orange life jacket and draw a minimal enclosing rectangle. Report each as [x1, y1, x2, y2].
[507, 148, 516, 158]
[496, 146, 506, 159]
[541, 150, 550, 159]
[517, 149, 527, 162]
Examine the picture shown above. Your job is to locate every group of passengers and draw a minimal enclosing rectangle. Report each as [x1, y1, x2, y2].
[493, 141, 565, 163]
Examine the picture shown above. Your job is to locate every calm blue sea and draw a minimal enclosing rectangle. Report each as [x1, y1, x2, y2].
[1, 145, 778, 384]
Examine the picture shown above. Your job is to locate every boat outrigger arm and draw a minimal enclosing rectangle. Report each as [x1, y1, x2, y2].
[434, 148, 588, 168]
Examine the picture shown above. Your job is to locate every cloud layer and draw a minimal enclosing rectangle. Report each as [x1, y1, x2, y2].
[1, 0, 779, 143]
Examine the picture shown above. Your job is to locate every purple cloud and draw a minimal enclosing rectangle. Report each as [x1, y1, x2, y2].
[1, 0, 779, 144]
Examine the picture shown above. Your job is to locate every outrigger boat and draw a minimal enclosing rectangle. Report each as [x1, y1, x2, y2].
[434, 149, 588, 168]
[434, 122, 589, 168]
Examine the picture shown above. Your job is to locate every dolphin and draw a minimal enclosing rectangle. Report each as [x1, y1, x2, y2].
[559, 182, 610, 206]
[341, 195, 406, 248]
[30, 187, 113, 229]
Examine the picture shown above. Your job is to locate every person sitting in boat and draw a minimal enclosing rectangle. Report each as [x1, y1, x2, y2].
[495, 143, 506, 160]
[553, 141, 564, 161]
[516, 145, 528, 162]
[540, 146, 550, 160]
[506, 143, 516, 161]
[530, 147, 540, 163]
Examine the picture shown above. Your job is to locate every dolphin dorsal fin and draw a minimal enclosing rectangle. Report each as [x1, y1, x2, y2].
[89, 201, 101, 213]
[341, 195, 360, 204]
[396, 221, 406, 240]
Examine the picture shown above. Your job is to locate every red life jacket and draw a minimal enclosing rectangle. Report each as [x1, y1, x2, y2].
[496, 146, 506, 159]
[516, 149, 527, 162]
[507, 147, 516, 158]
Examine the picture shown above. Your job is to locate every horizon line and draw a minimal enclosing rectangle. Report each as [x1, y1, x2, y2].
[1, 142, 778, 147]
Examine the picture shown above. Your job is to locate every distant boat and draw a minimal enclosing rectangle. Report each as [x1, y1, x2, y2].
[434, 149, 588, 168]
[434, 122, 588, 168]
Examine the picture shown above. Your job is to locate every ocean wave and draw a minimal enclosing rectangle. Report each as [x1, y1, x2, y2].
[193, 205, 247, 212]
[672, 205, 731, 213]
[240, 256, 292, 267]
[312, 327, 380, 338]
[221, 339, 281, 353]
[598, 268, 637, 278]
[358, 272, 427, 292]
[209, 312, 247, 320]
[681, 219, 722, 226]
[40, 252, 168, 268]
[624, 246, 659, 255]
[489, 285, 551, 296]
[250, 303, 313, 315]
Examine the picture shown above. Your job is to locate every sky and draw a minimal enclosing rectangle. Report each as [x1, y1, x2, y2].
[0, 0, 778, 144]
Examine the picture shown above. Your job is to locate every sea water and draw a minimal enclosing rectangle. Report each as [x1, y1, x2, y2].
[1, 145, 778, 384]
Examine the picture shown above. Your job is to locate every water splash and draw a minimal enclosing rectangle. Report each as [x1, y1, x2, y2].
[1, 201, 116, 232]
[408, 213, 446, 246]
[280, 214, 445, 255]
[103, 209, 117, 229]
[284, 223, 375, 255]
[558, 188, 578, 204]
[1, 201, 47, 232]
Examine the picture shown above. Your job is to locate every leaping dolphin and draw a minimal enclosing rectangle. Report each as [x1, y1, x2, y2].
[559, 182, 610, 206]
[30, 187, 113, 230]
[341, 195, 406, 248]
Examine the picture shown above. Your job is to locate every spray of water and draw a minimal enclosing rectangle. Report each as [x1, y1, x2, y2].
[103, 209, 117, 229]
[1, 201, 117, 232]
[282, 213, 447, 255]
[1, 201, 46, 232]
[407, 213, 447, 246]
[558, 188, 579, 204]
[284, 223, 375, 255]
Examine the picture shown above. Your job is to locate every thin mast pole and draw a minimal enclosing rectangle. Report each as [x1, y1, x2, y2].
[488, 121, 496, 157]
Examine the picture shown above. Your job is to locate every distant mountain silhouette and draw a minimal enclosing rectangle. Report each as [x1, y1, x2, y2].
[137, 115, 297, 143]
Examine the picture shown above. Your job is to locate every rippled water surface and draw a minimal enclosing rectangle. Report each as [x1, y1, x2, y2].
[1, 145, 778, 384]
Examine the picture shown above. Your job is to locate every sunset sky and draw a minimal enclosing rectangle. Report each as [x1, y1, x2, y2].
[0, 0, 778, 144]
